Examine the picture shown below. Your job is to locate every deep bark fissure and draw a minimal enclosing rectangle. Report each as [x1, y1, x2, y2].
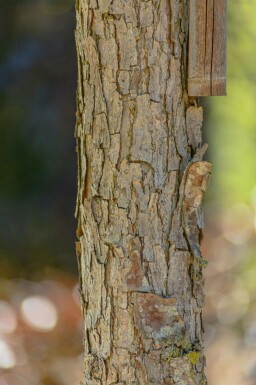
[75, 1, 211, 384]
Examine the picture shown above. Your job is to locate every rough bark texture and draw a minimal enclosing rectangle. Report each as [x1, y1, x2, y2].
[75, 1, 212, 384]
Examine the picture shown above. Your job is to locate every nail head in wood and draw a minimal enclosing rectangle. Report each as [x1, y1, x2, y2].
[188, 0, 227, 97]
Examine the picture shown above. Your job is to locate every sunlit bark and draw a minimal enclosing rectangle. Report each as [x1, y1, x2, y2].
[75, 1, 211, 384]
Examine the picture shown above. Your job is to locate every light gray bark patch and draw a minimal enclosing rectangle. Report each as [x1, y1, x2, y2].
[98, 37, 118, 73]
[169, 205, 188, 251]
[124, 249, 150, 292]
[149, 65, 161, 102]
[133, 293, 185, 343]
[158, 171, 178, 236]
[144, 351, 162, 382]
[98, 0, 112, 13]
[92, 113, 110, 149]
[186, 107, 203, 150]
[169, 357, 197, 385]
[143, 235, 155, 262]
[167, 127, 181, 171]
[117, 22, 138, 70]
[147, 244, 168, 295]
[109, 134, 121, 166]
[115, 160, 143, 209]
[167, 249, 192, 326]
[99, 158, 114, 199]
[140, 1, 154, 27]
[118, 70, 130, 95]
[130, 94, 153, 164]
[105, 91, 123, 134]
[105, 204, 129, 244]
[173, 104, 189, 158]
[151, 101, 168, 188]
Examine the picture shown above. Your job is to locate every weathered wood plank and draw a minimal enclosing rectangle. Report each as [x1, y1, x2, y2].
[211, 0, 227, 95]
[188, 0, 227, 96]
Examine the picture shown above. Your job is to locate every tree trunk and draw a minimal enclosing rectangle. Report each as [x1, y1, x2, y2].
[75, 1, 211, 384]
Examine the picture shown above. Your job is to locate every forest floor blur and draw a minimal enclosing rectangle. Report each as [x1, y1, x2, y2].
[1, 203, 256, 385]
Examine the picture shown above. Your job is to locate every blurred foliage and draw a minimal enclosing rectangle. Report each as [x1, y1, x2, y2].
[0, 0, 77, 277]
[202, 3, 256, 385]
[206, 2, 256, 205]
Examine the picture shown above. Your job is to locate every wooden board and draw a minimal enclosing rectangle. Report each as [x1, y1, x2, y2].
[188, 0, 227, 96]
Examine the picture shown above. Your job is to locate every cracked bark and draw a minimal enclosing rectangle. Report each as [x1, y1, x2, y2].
[75, 1, 212, 384]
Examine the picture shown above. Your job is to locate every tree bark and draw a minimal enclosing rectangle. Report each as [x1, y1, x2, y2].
[75, 1, 211, 384]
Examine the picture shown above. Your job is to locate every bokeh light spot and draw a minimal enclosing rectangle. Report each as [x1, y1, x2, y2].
[38, 0, 74, 14]
[221, 204, 254, 245]
[0, 341, 16, 369]
[217, 289, 250, 324]
[21, 295, 58, 332]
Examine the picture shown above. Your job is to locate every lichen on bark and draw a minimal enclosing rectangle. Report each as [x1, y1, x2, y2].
[75, 0, 212, 384]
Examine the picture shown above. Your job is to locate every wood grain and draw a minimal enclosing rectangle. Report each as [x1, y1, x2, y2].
[188, 0, 227, 96]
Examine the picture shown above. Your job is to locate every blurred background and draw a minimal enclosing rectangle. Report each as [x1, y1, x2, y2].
[0, 1, 256, 384]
